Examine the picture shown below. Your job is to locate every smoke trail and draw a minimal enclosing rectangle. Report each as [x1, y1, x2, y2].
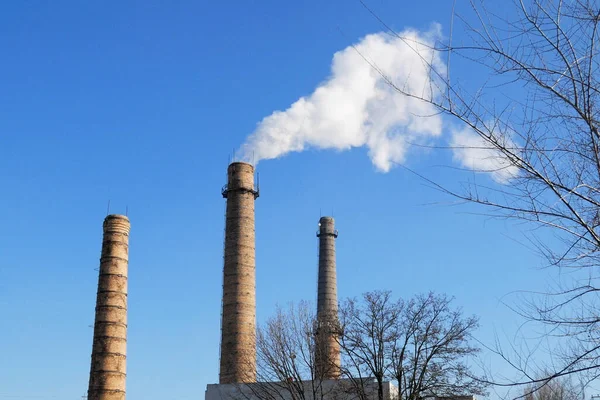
[240, 28, 445, 172]
[451, 125, 520, 184]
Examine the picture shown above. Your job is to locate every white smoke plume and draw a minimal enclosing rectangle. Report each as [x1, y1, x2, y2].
[450, 126, 520, 184]
[240, 28, 445, 172]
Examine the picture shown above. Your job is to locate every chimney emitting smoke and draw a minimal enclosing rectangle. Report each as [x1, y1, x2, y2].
[219, 162, 259, 384]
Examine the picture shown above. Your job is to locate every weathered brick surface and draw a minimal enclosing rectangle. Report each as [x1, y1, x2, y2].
[220, 162, 258, 384]
[316, 216, 341, 379]
[88, 215, 130, 400]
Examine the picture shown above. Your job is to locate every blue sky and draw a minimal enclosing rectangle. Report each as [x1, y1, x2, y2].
[0, 1, 558, 399]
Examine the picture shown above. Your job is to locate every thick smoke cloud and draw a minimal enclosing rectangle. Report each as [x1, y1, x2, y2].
[240, 29, 445, 172]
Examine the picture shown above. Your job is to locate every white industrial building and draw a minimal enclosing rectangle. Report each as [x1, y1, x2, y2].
[205, 378, 398, 400]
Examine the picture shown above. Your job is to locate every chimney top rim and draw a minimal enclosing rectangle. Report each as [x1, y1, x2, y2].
[104, 214, 129, 221]
[228, 161, 255, 168]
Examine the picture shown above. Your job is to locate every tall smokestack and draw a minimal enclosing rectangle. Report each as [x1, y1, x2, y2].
[315, 216, 341, 379]
[219, 162, 259, 384]
[88, 215, 130, 400]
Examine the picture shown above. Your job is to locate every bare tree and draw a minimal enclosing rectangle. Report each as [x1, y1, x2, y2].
[243, 301, 347, 400]
[391, 293, 485, 400]
[339, 291, 485, 400]
[356, 0, 600, 389]
[524, 375, 584, 400]
[339, 291, 403, 400]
